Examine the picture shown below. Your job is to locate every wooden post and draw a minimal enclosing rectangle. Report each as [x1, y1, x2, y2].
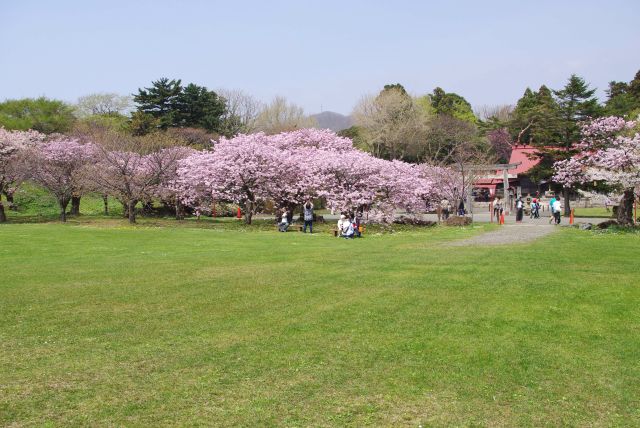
[503, 167, 510, 215]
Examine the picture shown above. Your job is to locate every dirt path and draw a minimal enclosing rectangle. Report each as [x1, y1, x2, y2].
[448, 223, 558, 247]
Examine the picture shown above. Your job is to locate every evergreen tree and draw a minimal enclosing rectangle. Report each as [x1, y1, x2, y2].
[176, 84, 226, 132]
[550, 74, 602, 215]
[604, 70, 640, 117]
[553, 74, 602, 149]
[133, 78, 227, 133]
[509, 86, 563, 145]
[382, 83, 409, 97]
[133, 78, 183, 129]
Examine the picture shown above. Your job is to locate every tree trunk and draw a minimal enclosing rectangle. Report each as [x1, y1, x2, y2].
[59, 198, 70, 222]
[244, 201, 253, 225]
[617, 188, 635, 225]
[122, 201, 129, 218]
[563, 187, 571, 216]
[128, 200, 137, 224]
[0, 201, 6, 223]
[71, 195, 81, 216]
[4, 190, 16, 211]
[103, 194, 109, 215]
[175, 200, 185, 220]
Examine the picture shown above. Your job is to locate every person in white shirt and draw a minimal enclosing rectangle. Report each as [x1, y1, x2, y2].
[552, 199, 562, 224]
[278, 209, 289, 232]
[342, 219, 354, 238]
[515, 197, 524, 222]
[337, 215, 347, 237]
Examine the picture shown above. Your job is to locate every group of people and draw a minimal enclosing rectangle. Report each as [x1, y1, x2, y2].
[439, 198, 465, 221]
[278, 201, 315, 233]
[493, 196, 562, 224]
[515, 196, 542, 222]
[336, 212, 363, 238]
[493, 194, 559, 223]
[278, 202, 364, 237]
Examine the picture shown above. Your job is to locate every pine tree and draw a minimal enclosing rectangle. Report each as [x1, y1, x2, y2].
[553, 74, 602, 149]
[509, 86, 562, 145]
[133, 78, 183, 129]
[552, 74, 602, 215]
[176, 84, 226, 132]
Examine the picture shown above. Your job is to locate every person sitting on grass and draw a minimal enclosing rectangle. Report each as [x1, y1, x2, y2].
[341, 216, 355, 239]
[337, 214, 347, 236]
[354, 210, 363, 237]
[278, 209, 289, 232]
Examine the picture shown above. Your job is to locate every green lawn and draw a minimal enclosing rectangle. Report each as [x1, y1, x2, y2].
[573, 207, 615, 218]
[1, 221, 639, 426]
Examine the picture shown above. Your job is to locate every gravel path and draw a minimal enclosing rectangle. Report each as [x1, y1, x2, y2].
[448, 223, 558, 247]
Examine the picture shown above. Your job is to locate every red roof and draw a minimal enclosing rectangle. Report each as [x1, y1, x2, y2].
[506, 145, 540, 175]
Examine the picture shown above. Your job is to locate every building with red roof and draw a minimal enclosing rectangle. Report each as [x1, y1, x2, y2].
[473, 145, 543, 200]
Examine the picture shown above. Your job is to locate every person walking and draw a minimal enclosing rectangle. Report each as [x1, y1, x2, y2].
[548, 194, 557, 224]
[493, 197, 502, 223]
[458, 199, 465, 216]
[515, 196, 524, 222]
[552, 198, 562, 224]
[530, 198, 540, 219]
[303, 201, 314, 233]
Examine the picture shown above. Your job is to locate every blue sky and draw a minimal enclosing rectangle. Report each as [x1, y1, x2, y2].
[1, 0, 639, 115]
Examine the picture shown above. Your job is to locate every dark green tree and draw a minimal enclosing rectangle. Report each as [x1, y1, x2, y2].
[133, 78, 183, 129]
[604, 70, 640, 117]
[382, 83, 409, 96]
[552, 74, 602, 215]
[509, 86, 563, 146]
[554, 74, 602, 149]
[133, 78, 226, 133]
[0, 97, 76, 134]
[176, 83, 226, 132]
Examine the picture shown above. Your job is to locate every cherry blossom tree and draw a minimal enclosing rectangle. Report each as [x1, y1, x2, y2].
[314, 149, 381, 215]
[421, 164, 464, 204]
[0, 128, 46, 222]
[191, 133, 284, 224]
[85, 132, 189, 223]
[151, 146, 196, 219]
[553, 116, 639, 224]
[175, 128, 443, 224]
[174, 151, 218, 217]
[29, 138, 97, 221]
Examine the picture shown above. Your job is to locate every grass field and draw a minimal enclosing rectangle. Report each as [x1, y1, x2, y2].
[573, 207, 615, 218]
[1, 220, 639, 426]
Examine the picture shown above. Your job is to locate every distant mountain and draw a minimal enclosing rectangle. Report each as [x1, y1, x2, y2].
[310, 111, 354, 132]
